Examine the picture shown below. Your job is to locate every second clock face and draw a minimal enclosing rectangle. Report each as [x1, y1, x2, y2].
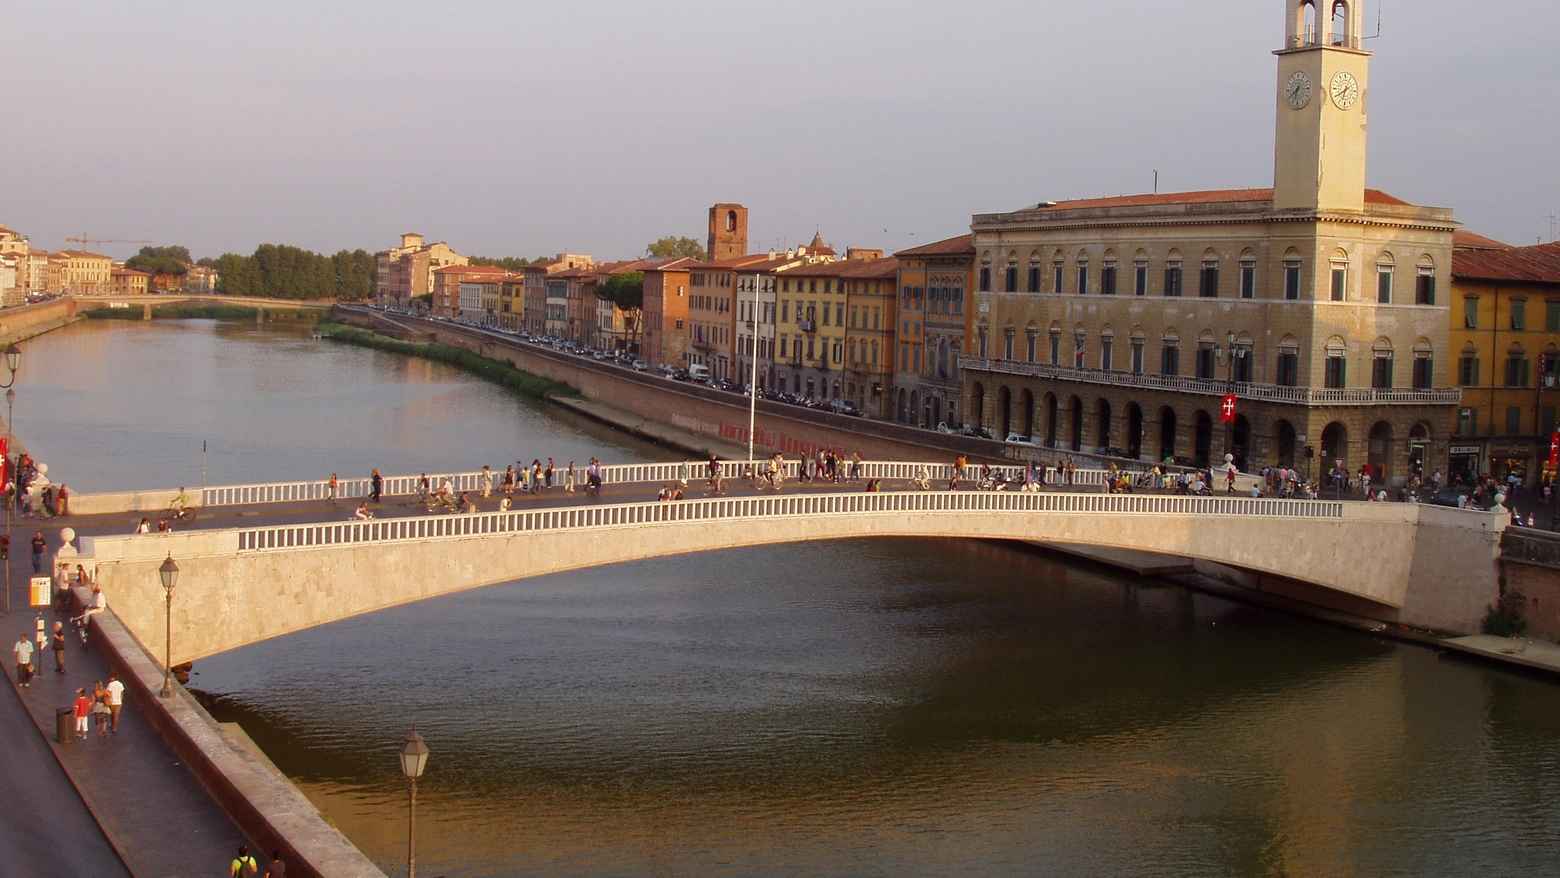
[1285, 71, 1312, 109]
[1330, 71, 1360, 109]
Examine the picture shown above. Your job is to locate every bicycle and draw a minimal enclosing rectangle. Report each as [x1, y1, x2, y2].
[160, 502, 196, 524]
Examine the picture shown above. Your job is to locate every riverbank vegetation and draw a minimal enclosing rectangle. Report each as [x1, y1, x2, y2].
[82, 304, 323, 321]
[315, 321, 578, 400]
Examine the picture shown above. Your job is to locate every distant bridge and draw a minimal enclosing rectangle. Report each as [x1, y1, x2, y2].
[72, 294, 335, 314]
[72, 462, 1509, 668]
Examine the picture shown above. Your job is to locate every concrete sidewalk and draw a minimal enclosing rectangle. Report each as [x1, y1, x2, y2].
[3, 549, 262, 877]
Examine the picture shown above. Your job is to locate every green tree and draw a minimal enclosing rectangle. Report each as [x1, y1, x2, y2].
[126, 245, 192, 276]
[596, 271, 645, 343]
[646, 236, 705, 261]
[212, 244, 370, 300]
[469, 256, 532, 272]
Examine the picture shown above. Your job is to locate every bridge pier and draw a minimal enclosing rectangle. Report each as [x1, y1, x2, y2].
[142, 303, 152, 321]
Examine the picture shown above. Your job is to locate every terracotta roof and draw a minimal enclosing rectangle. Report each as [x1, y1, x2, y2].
[895, 234, 975, 258]
[691, 254, 773, 270]
[1453, 230, 1512, 250]
[776, 259, 854, 279]
[56, 249, 110, 259]
[1453, 241, 1560, 285]
[840, 256, 900, 280]
[434, 264, 510, 275]
[640, 257, 698, 272]
[111, 268, 150, 277]
[1007, 188, 1412, 213]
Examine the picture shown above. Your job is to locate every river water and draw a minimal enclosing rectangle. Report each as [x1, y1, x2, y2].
[18, 319, 1560, 877]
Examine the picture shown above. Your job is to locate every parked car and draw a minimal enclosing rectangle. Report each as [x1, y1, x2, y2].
[962, 425, 993, 440]
[1004, 433, 1035, 445]
[935, 422, 956, 434]
[631, 360, 649, 371]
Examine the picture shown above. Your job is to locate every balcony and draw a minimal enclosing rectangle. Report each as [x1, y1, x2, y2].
[960, 357, 1463, 407]
[797, 320, 815, 333]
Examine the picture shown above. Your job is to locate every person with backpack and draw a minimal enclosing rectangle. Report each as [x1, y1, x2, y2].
[231, 845, 259, 877]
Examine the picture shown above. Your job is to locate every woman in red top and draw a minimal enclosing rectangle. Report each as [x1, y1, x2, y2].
[72, 688, 92, 739]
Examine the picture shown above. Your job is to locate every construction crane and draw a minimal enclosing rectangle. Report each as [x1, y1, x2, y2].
[63, 234, 152, 252]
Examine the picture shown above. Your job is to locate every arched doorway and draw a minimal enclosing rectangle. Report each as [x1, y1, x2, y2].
[1272, 419, 1297, 467]
[1368, 421, 1393, 483]
[1321, 422, 1349, 471]
[1157, 407, 1177, 462]
[1068, 396, 1084, 451]
[968, 384, 982, 430]
[1043, 392, 1058, 447]
[1193, 410, 1213, 467]
[1020, 389, 1035, 438]
[1232, 415, 1251, 472]
[1095, 399, 1112, 454]
[910, 390, 920, 426]
[1408, 423, 1430, 478]
[997, 386, 1012, 437]
[1126, 403, 1144, 460]
[896, 388, 907, 423]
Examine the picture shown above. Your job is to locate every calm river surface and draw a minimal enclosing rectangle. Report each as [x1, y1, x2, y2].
[19, 319, 1560, 876]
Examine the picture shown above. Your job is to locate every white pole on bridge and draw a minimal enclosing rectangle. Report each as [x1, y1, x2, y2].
[747, 274, 761, 466]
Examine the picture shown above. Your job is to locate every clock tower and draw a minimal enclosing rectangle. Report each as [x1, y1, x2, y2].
[1273, 0, 1371, 212]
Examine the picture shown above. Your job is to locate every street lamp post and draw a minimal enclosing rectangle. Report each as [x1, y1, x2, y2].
[1216, 331, 1248, 472]
[2, 344, 22, 616]
[158, 554, 179, 698]
[398, 726, 430, 878]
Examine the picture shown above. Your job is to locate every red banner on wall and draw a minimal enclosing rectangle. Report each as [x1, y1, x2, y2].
[1549, 432, 1558, 467]
[1220, 395, 1237, 424]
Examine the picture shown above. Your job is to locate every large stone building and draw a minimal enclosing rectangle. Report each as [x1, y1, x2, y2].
[51, 249, 114, 294]
[1448, 234, 1560, 486]
[707, 204, 748, 262]
[959, 0, 1459, 484]
[642, 258, 696, 368]
[841, 256, 899, 418]
[374, 233, 467, 310]
[432, 264, 509, 319]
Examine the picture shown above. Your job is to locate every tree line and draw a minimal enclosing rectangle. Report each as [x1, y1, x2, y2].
[213, 245, 376, 300]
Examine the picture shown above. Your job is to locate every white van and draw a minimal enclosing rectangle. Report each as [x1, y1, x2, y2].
[687, 363, 710, 380]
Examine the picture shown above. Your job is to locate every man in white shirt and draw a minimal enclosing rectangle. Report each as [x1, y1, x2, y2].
[105, 673, 125, 733]
[13, 634, 33, 687]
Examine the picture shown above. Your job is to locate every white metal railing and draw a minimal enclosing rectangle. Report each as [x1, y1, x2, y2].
[196, 461, 1142, 508]
[960, 357, 1462, 406]
[236, 490, 1344, 552]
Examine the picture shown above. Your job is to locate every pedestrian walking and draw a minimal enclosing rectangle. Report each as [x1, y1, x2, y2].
[58, 483, 70, 515]
[106, 673, 124, 732]
[545, 458, 554, 488]
[230, 845, 260, 877]
[566, 461, 576, 492]
[502, 465, 514, 495]
[91, 681, 111, 736]
[52, 621, 66, 674]
[30, 529, 46, 575]
[73, 688, 91, 739]
[480, 466, 493, 498]
[370, 468, 383, 503]
[264, 849, 287, 877]
[326, 474, 338, 505]
[14, 634, 33, 687]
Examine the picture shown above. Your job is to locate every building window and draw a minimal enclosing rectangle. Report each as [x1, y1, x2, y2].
[1412, 356, 1433, 389]
[1544, 407, 1558, 437]
[1074, 336, 1086, 369]
[1199, 262, 1219, 298]
[1506, 355, 1531, 388]
[1195, 347, 1216, 379]
[1276, 352, 1300, 386]
[1026, 331, 1037, 363]
[1101, 263, 1117, 295]
[1464, 297, 1479, 329]
[1006, 264, 1019, 293]
[1416, 271, 1436, 306]
[979, 266, 991, 292]
[1507, 406, 1523, 436]
[1377, 267, 1393, 304]
[978, 330, 988, 358]
[1028, 264, 1041, 294]
[1325, 355, 1347, 388]
[1134, 262, 1148, 296]
[1130, 340, 1145, 374]
[1457, 408, 1478, 436]
[1160, 344, 1180, 376]
[1053, 263, 1064, 295]
[1330, 265, 1347, 301]
[1100, 338, 1114, 371]
[1284, 260, 1302, 300]
[1548, 301, 1560, 333]
[1372, 356, 1394, 388]
[1003, 328, 1015, 361]
[1512, 299, 1527, 331]
[1240, 262, 1256, 299]
[1077, 264, 1089, 295]
[1458, 356, 1480, 386]
[1049, 332, 1061, 365]
[1164, 262, 1183, 297]
[1233, 349, 1254, 383]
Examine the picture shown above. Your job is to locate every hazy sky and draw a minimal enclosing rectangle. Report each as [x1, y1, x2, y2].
[4, 1, 1556, 262]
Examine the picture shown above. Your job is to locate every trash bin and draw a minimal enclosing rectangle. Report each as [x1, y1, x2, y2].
[56, 707, 73, 745]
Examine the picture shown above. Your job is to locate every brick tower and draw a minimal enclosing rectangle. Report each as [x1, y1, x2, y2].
[707, 204, 748, 262]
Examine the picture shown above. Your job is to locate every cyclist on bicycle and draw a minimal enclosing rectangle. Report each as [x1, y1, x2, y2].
[173, 487, 189, 512]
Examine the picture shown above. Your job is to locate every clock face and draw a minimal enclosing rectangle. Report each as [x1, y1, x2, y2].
[1284, 71, 1312, 109]
[1330, 71, 1360, 110]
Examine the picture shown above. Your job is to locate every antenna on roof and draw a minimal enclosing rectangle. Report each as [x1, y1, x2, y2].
[1153, 170, 1159, 194]
[1364, 0, 1383, 40]
[1548, 212, 1557, 243]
